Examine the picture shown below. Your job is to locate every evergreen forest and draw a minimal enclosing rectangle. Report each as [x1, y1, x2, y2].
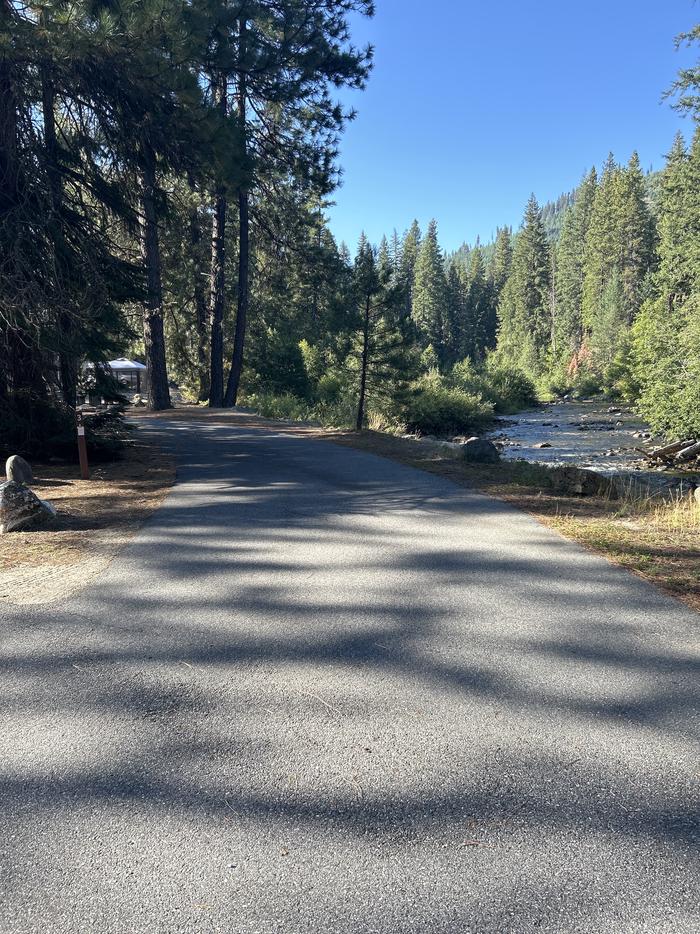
[3, 3, 700, 453]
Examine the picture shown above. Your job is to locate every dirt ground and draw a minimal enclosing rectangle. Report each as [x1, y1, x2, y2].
[0, 438, 175, 606]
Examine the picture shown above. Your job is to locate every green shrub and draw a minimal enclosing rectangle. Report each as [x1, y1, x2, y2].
[568, 371, 604, 400]
[247, 332, 310, 398]
[449, 358, 483, 394]
[242, 392, 311, 421]
[448, 357, 537, 414]
[481, 361, 538, 413]
[0, 393, 130, 461]
[310, 396, 357, 428]
[242, 390, 359, 429]
[404, 376, 493, 436]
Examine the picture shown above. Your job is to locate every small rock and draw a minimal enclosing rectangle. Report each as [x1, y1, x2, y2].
[0, 481, 56, 533]
[460, 437, 500, 464]
[5, 455, 33, 486]
[534, 442, 552, 449]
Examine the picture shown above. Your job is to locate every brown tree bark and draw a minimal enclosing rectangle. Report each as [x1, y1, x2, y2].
[188, 202, 210, 401]
[355, 294, 371, 432]
[139, 141, 171, 411]
[223, 16, 249, 408]
[40, 41, 78, 408]
[208, 185, 227, 407]
[0, 0, 18, 217]
[208, 71, 228, 408]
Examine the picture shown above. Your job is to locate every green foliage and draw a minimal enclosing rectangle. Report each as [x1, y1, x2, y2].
[247, 329, 310, 398]
[497, 195, 552, 377]
[448, 357, 537, 414]
[0, 394, 130, 461]
[420, 344, 440, 372]
[553, 168, 597, 361]
[629, 127, 700, 437]
[412, 219, 448, 359]
[481, 360, 538, 413]
[404, 373, 493, 437]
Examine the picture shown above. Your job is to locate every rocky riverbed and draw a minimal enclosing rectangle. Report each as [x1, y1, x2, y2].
[484, 399, 698, 495]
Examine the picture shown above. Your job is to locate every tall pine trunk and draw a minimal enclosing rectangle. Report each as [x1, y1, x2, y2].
[139, 141, 171, 410]
[188, 203, 209, 402]
[0, 0, 18, 217]
[208, 73, 227, 407]
[356, 294, 371, 431]
[223, 17, 248, 408]
[224, 185, 248, 407]
[40, 41, 77, 408]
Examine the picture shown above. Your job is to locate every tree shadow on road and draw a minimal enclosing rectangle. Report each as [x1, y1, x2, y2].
[0, 420, 698, 932]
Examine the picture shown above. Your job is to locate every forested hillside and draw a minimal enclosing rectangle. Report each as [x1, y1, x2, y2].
[2, 3, 700, 452]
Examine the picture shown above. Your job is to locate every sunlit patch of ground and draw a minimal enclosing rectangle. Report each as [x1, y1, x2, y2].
[0, 441, 175, 605]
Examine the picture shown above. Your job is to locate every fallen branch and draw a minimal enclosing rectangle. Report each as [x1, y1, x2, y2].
[675, 440, 700, 462]
[646, 439, 695, 460]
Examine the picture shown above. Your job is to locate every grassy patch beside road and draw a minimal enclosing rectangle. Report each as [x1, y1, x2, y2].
[323, 429, 700, 613]
[0, 440, 175, 606]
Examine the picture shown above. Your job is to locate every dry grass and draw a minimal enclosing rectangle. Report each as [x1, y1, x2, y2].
[0, 439, 175, 605]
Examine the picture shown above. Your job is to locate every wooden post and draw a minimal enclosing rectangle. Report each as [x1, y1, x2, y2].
[76, 412, 90, 480]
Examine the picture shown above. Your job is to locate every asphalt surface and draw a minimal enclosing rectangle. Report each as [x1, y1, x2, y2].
[0, 416, 698, 934]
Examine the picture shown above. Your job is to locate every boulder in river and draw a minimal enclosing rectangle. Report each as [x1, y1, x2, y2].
[5, 455, 33, 486]
[0, 480, 56, 533]
[460, 437, 501, 464]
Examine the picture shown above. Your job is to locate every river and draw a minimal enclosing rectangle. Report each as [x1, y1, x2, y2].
[484, 399, 698, 494]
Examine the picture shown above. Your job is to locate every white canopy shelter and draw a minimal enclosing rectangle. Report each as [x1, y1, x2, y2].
[107, 358, 148, 392]
[108, 358, 147, 371]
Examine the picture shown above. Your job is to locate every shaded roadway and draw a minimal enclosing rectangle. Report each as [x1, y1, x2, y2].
[0, 415, 698, 933]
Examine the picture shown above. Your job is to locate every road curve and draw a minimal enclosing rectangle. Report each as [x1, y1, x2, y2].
[0, 416, 698, 934]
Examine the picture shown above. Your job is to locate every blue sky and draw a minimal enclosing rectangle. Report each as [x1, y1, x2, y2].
[328, 0, 699, 253]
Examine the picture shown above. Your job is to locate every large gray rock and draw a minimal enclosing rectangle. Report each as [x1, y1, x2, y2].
[0, 481, 56, 533]
[549, 465, 616, 498]
[5, 454, 33, 485]
[459, 437, 501, 464]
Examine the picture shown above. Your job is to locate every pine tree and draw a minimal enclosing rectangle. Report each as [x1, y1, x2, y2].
[582, 152, 654, 372]
[398, 220, 421, 319]
[444, 260, 467, 363]
[632, 129, 700, 436]
[489, 226, 512, 296]
[582, 154, 620, 340]
[465, 246, 493, 359]
[221, 0, 375, 407]
[554, 167, 597, 361]
[497, 196, 551, 376]
[377, 235, 393, 281]
[353, 235, 414, 430]
[617, 152, 655, 321]
[412, 219, 448, 360]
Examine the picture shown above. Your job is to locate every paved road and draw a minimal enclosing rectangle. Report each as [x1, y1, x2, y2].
[1, 417, 698, 934]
